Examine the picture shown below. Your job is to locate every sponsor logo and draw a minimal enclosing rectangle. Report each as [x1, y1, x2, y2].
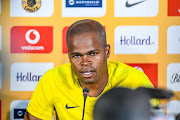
[16, 72, 42, 82]
[65, 104, 80, 109]
[168, 0, 180, 16]
[0, 63, 1, 89]
[22, 0, 41, 12]
[127, 63, 158, 88]
[170, 73, 180, 84]
[62, 0, 106, 17]
[66, 0, 102, 7]
[62, 27, 69, 54]
[167, 100, 180, 115]
[25, 29, 40, 44]
[0, 26, 1, 51]
[68, 0, 75, 5]
[115, 26, 158, 54]
[10, 0, 53, 17]
[10, 100, 29, 120]
[115, 0, 158, 17]
[10, 63, 54, 91]
[14, 109, 26, 119]
[167, 63, 180, 91]
[11, 26, 53, 53]
[167, 26, 180, 54]
[119, 36, 153, 45]
[125, 0, 146, 8]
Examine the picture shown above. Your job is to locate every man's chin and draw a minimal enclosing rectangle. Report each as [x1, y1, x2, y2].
[80, 78, 97, 84]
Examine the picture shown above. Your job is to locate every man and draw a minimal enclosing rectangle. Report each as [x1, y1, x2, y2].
[24, 19, 157, 120]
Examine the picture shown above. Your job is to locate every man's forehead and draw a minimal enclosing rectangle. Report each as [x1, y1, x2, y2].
[69, 40, 97, 51]
[67, 34, 104, 53]
[69, 32, 102, 45]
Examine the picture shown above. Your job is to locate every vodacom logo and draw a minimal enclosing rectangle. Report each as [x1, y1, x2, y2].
[25, 29, 40, 44]
[11, 26, 53, 53]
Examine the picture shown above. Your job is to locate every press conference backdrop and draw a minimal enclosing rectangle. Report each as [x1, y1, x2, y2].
[0, 0, 180, 119]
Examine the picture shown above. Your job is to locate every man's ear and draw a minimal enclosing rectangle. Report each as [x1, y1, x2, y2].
[105, 44, 110, 59]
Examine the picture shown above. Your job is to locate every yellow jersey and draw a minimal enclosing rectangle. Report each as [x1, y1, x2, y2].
[27, 61, 156, 120]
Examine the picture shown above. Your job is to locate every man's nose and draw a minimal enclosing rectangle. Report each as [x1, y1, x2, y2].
[81, 55, 91, 66]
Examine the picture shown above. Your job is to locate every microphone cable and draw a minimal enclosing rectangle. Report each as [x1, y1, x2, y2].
[82, 88, 89, 120]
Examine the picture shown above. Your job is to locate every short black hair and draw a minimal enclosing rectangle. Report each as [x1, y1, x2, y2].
[66, 19, 106, 48]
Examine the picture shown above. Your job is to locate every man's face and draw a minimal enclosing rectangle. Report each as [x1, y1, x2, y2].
[68, 32, 110, 85]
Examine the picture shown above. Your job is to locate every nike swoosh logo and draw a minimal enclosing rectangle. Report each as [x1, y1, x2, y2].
[178, 9, 180, 13]
[126, 0, 146, 7]
[65, 104, 80, 109]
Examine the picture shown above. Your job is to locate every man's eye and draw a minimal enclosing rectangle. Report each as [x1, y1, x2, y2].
[90, 52, 97, 56]
[73, 55, 81, 58]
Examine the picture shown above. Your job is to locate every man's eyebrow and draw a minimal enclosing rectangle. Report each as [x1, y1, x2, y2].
[70, 49, 100, 55]
[70, 52, 81, 55]
[88, 49, 100, 53]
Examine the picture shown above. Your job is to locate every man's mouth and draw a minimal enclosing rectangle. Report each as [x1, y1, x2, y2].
[80, 70, 95, 78]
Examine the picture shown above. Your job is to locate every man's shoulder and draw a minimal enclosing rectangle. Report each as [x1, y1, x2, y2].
[43, 63, 72, 78]
[41, 62, 77, 86]
[107, 60, 148, 82]
[49, 62, 71, 72]
[108, 60, 136, 73]
[108, 60, 145, 73]
[108, 61, 153, 89]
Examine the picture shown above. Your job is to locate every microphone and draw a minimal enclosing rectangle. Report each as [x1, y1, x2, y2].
[82, 88, 89, 120]
[135, 87, 174, 99]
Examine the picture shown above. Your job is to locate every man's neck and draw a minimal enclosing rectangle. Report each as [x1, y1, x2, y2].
[80, 75, 108, 97]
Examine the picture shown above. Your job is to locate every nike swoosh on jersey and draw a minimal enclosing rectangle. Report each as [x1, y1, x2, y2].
[178, 9, 180, 13]
[125, 0, 146, 7]
[65, 104, 80, 109]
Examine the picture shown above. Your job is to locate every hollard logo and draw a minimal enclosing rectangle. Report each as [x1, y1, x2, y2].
[25, 29, 40, 44]
[170, 73, 180, 84]
[22, 0, 41, 12]
[68, 0, 75, 5]
[119, 36, 154, 45]
[16, 72, 42, 82]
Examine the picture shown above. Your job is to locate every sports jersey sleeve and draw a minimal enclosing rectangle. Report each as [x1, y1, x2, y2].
[26, 70, 55, 119]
